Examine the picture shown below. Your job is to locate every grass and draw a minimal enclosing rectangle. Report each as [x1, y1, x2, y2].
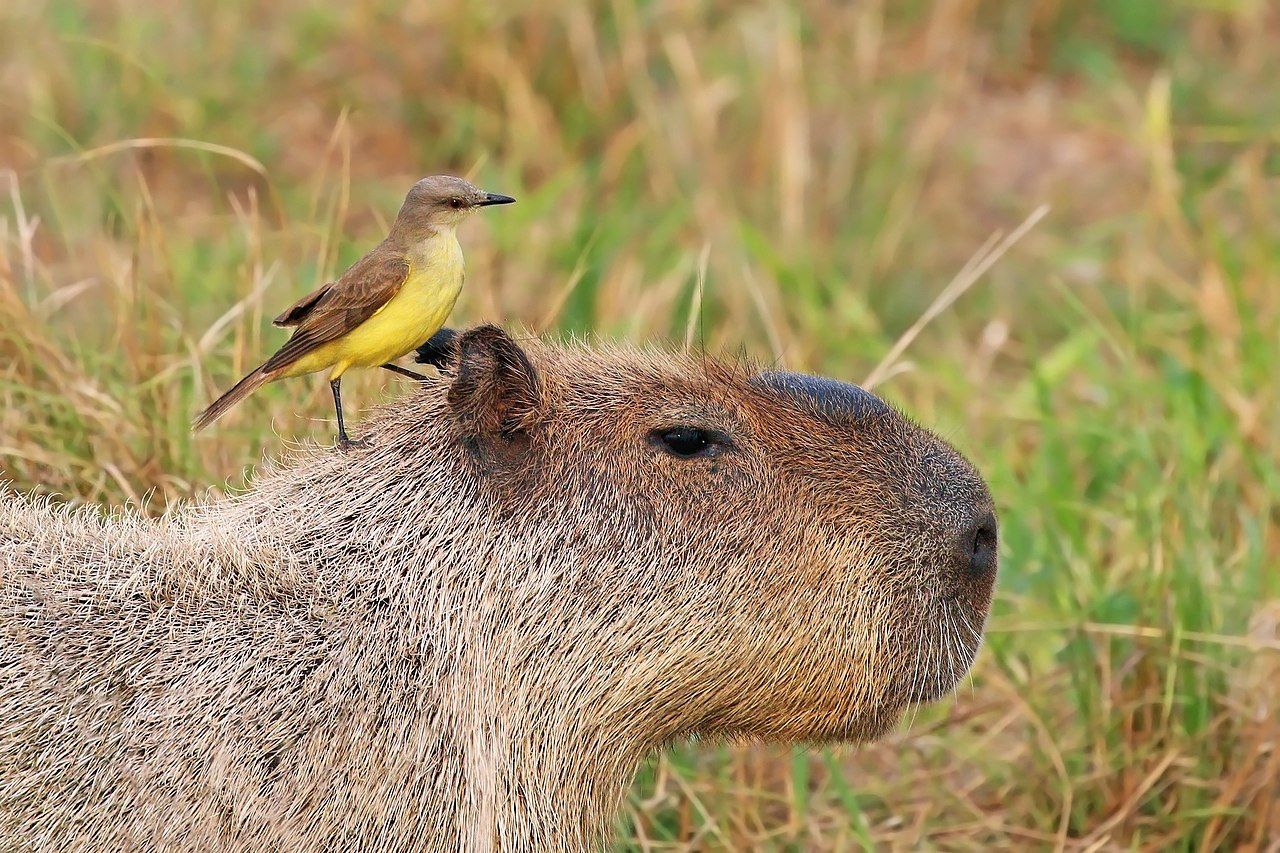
[3, 0, 1278, 847]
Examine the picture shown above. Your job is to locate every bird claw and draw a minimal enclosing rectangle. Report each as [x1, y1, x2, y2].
[414, 327, 459, 371]
[338, 436, 372, 451]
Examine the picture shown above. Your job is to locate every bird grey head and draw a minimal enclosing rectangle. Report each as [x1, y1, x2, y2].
[395, 175, 515, 234]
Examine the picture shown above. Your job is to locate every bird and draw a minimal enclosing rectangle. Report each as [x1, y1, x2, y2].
[193, 175, 515, 448]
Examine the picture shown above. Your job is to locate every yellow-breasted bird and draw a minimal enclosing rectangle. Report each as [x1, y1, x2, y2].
[193, 175, 515, 447]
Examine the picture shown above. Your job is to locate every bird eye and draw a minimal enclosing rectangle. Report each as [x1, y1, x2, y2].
[649, 427, 730, 459]
[449, 198, 464, 209]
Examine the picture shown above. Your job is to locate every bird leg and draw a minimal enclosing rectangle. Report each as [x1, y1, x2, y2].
[381, 363, 430, 382]
[331, 378, 367, 449]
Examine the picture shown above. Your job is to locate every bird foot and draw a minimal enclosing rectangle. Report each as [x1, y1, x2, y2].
[337, 436, 372, 451]
[414, 328, 459, 371]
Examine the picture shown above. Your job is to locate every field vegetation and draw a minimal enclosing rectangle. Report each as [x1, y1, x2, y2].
[2, 0, 1277, 847]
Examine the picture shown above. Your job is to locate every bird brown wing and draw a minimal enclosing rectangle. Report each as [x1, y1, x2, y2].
[261, 249, 410, 375]
[272, 283, 333, 327]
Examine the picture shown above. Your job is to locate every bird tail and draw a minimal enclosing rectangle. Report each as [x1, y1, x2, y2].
[192, 366, 274, 432]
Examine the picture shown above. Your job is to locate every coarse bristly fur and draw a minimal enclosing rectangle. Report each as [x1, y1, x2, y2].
[0, 325, 998, 852]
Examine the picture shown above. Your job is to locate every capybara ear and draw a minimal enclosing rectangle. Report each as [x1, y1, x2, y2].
[447, 325, 543, 438]
[413, 327, 459, 371]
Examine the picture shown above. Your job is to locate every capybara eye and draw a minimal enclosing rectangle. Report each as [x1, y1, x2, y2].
[650, 427, 725, 459]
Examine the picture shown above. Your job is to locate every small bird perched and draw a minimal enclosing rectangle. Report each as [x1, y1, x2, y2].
[193, 175, 514, 447]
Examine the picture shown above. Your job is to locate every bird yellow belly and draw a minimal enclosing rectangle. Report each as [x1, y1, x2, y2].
[283, 237, 464, 380]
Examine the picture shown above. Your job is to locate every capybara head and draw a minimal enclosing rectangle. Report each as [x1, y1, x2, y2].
[389, 325, 997, 745]
[0, 324, 999, 849]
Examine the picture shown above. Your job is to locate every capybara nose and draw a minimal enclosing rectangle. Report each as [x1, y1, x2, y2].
[957, 509, 998, 580]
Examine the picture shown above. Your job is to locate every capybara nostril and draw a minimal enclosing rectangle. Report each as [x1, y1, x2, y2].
[959, 509, 998, 580]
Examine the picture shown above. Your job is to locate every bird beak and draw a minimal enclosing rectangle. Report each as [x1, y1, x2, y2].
[477, 192, 516, 207]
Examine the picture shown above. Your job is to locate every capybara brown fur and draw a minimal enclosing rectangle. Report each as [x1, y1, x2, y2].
[0, 325, 997, 851]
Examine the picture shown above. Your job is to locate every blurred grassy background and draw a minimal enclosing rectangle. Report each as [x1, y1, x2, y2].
[2, 0, 1278, 847]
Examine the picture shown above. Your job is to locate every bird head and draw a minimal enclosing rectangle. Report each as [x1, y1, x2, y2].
[392, 175, 515, 238]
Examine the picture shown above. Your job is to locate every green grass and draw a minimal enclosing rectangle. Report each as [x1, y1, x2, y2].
[2, 0, 1278, 847]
